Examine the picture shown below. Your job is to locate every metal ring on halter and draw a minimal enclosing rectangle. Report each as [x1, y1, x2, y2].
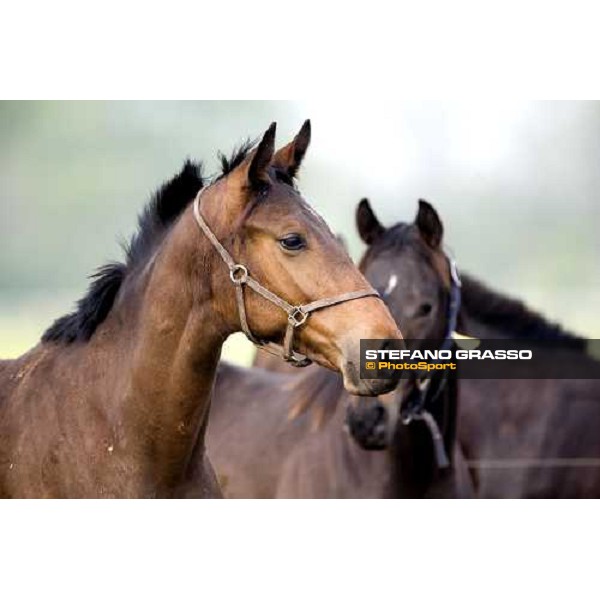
[288, 307, 308, 327]
[229, 264, 248, 284]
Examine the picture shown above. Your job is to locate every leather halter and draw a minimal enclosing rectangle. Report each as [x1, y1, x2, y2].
[192, 187, 380, 367]
[397, 252, 462, 469]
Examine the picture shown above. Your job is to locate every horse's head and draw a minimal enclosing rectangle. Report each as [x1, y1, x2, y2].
[357, 198, 451, 339]
[195, 122, 403, 396]
[346, 199, 454, 447]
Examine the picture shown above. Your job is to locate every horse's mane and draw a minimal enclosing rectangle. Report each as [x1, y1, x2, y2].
[217, 138, 293, 185]
[217, 139, 255, 178]
[287, 366, 346, 430]
[42, 159, 205, 344]
[41, 138, 302, 346]
[461, 273, 586, 349]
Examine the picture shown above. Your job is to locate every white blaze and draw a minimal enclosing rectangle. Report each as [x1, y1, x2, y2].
[384, 274, 398, 297]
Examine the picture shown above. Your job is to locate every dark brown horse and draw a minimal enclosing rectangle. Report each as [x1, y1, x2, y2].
[206, 200, 474, 498]
[0, 122, 404, 498]
[356, 199, 600, 497]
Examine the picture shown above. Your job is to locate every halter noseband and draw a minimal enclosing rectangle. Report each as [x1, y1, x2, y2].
[192, 187, 380, 367]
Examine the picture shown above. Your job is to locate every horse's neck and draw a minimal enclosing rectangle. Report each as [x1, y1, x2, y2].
[458, 310, 512, 339]
[110, 218, 228, 493]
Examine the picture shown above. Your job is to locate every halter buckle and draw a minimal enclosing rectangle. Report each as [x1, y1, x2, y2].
[229, 264, 248, 284]
[288, 307, 308, 327]
[401, 377, 429, 425]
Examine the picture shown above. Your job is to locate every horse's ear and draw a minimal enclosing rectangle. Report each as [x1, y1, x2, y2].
[356, 198, 385, 245]
[272, 119, 311, 178]
[246, 122, 277, 190]
[415, 199, 443, 249]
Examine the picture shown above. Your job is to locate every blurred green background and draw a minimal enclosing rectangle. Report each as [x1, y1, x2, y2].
[1, 101, 599, 363]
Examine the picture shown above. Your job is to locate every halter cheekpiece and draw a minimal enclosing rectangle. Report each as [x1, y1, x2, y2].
[394, 250, 462, 469]
[192, 187, 380, 367]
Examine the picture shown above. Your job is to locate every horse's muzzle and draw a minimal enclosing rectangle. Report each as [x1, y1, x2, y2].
[345, 397, 390, 450]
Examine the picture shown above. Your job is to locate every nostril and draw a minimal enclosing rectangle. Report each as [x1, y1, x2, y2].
[362, 403, 387, 431]
[374, 404, 386, 423]
[416, 303, 433, 317]
[378, 337, 405, 353]
[379, 339, 393, 352]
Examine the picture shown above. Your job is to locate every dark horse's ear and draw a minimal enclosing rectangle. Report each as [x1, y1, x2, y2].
[415, 199, 443, 249]
[356, 198, 385, 245]
[272, 119, 311, 178]
[247, 122, 277, 190]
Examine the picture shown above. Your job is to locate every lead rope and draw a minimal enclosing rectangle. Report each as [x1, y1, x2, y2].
[192, 187, 380, 366]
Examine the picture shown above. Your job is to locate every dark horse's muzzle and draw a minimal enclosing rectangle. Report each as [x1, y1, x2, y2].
[345, 397, 390, 450]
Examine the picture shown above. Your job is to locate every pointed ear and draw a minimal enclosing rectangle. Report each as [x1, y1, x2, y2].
[415, 199, 443, 249]
[356, 198, 385, 245]
[247, 122, 277, 190]
[272, 119, 311, 178]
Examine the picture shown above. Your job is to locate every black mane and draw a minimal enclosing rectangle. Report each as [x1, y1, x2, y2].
[360, 223, 433, 272]
[373, 223, 429, 256]
[217, 139, 255, 178]
[42, 160, 204, 344]
[461, 274, 586, 349]
[217, 139, 294, 185]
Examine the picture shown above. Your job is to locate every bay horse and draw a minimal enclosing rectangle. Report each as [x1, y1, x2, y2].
[0, 121, 404, 498]
[206, 199, 474, 498]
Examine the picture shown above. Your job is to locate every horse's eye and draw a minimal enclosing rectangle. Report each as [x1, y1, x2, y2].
[279, 234, 306, 252]
[416, 303, 433, 317]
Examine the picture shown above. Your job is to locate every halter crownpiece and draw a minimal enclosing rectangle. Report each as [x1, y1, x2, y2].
[192, 187, 380, 367]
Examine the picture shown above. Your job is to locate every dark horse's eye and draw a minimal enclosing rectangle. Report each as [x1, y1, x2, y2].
[279, 234, 306, 252]
[416, 303, 433, 317]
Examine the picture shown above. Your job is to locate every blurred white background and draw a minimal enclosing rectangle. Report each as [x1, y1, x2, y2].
[1, 101, 598, 361]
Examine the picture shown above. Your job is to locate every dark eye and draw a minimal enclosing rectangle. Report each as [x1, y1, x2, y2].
[279, 234, 306, 252]
[416, 303, 433, 317]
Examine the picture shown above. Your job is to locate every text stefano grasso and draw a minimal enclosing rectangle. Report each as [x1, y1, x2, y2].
[364, 348, 533, 360]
